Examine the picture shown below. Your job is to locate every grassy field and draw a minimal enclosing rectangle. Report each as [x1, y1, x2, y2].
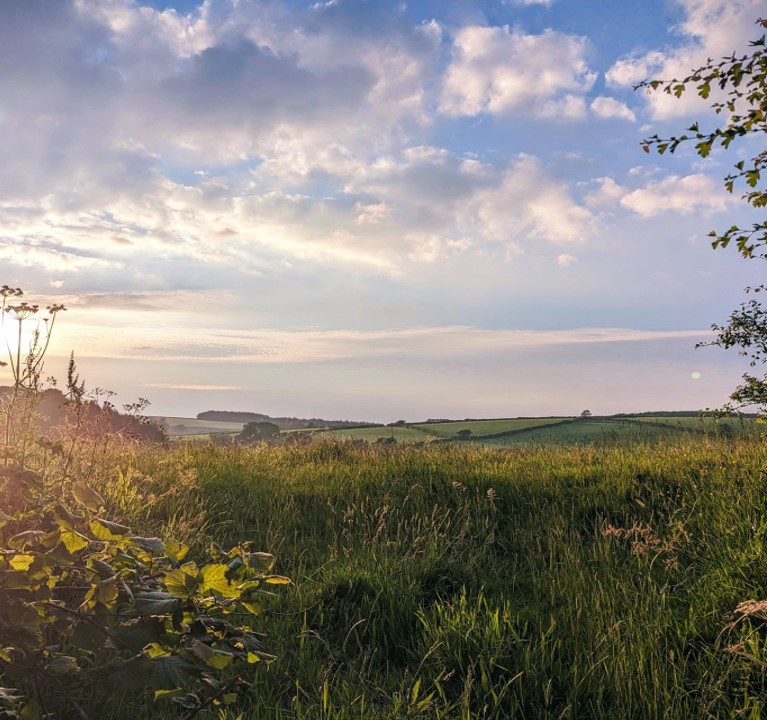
[70, 431, 767, 719]
[311, 425, 430, 443]
[412, 417, 567, 438]
[158, 414, 759, 447]
[153, 415, 244, 437]
[630, 415, 758, 430]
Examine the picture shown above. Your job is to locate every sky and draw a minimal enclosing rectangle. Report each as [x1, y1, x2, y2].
[0, 0, 764, 422]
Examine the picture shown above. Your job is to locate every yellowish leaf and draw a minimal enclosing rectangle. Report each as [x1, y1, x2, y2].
[200, 564, 239, 597]
[164, 538, 189, 564]
[90, 518, 131, 541]
[263, 575, 291, 585]
[60, 528, 89, 554]
[9, 554, 35, 572]
[164, 561, 199, 598]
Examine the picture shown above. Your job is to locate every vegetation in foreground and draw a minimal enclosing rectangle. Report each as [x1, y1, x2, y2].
[63, 431, 767, 720]
[3, 287, 767, 718]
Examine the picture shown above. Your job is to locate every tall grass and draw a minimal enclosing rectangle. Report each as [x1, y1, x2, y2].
[98, 435, 767, 719]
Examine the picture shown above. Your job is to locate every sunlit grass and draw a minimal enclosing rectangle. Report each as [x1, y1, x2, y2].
[72, 434, 767, 718]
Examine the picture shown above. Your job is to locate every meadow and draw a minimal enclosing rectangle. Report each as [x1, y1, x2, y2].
[74, 430, 767, 719]
[158, 413, 758, 447]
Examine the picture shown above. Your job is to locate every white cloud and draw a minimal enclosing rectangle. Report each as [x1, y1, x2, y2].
[439, 25, 596, 117]
[540, 94, 588, 120]
[557, 253, 578, 267]
[619, 173, 735, 217]
[591, 96, 636, 122]
[57, 320, 713, 364]
[585, 177, 628, 209]
[606, 0, 764, 119]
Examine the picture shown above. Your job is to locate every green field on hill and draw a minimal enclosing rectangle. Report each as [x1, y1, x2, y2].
[154, 415, 245, 436]
[412, 417, 567, 437]
[158, 413, 760, 447]
[312, 425, 428, 442]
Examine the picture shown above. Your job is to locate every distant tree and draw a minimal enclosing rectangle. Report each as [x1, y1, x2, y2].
[640, 18, 767, 411]
[580, 409, 593, 418]
[456, 429, 473, 440]
[239, 421, 280, 444]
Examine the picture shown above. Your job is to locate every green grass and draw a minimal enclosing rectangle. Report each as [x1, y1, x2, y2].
[158, 414, 757, 447]
[85, 431, 767, 719]
[151, 415, 244, 436]
[413, 417, 569, 438]
[309, 426, 429, 443]
[481, 418, 676, 446]
[631, 415, 758, 431]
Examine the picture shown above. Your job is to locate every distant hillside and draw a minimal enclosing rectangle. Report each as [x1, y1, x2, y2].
[0, 386, 167, 442]
[196, 410, 379, 430]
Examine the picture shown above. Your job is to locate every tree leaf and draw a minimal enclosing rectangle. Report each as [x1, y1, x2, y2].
[263, 575, 291, 585]
[188, 639, 234, 670]
[200, 564, 239, 598]
[164, 538, 189, 564]
[164, 562, 200, 598]
[60, 528, 89, 554]
[90, 517, 131, 541]
[47, 655, 80, 676]
[129, 536, 165, 555]
[72, 482, 105, 512]
[150, 655, 201, 691]
[130, 591, 182, 616]
[9, 554, 35, 572]
[8, 531, 46, 550]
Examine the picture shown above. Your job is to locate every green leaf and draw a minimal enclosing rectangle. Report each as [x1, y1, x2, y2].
[164, 538, 189, 564]
[241, 600, 262, 615]
[164, 562, 200, 598]
[70, 622, 107, 652]
[72, 482, 105, 512]
[52, 503, 80, 530]
[200, 564, 239, 598]
[188, 639, 234, 670]
[85, 655, 153, 694]
[144, 642, 170, 659]
[87, 576, 119, 606]
[129, 536, 165, 555]
[8, 531, 46, 550]
[131, 592, 182, 616]
[150, 655, 201, 691]
[263, 575, 291, 585]
[60, 528, 89, 554]
[89, 557, 116, 579]
[47, 655, 80, 676]
[90, 517, 131, 541]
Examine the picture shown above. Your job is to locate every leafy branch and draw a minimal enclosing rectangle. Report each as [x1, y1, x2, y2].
[638, 18, 767, 258]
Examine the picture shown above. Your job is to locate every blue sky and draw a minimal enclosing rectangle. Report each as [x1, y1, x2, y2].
[0, 0, 764, 421]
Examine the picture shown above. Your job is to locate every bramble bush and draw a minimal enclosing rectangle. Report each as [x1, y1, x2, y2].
[0, 286, 286, 719]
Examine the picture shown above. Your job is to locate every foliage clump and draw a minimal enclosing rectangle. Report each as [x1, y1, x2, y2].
[0, 286, 285, 719]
